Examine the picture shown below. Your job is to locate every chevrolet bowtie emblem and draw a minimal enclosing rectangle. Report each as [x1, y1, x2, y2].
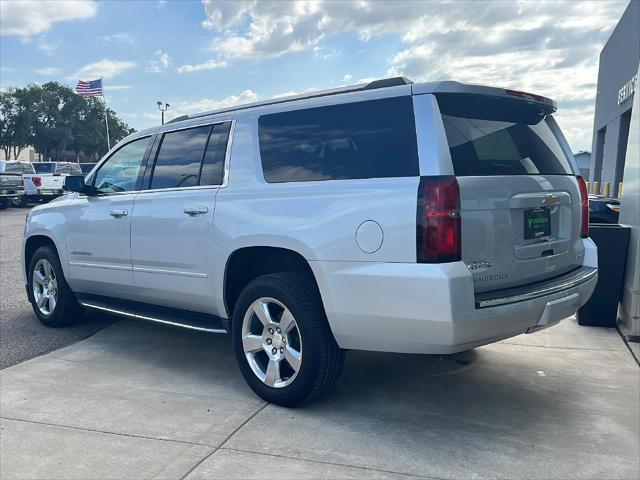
[542, 194, 557, 206]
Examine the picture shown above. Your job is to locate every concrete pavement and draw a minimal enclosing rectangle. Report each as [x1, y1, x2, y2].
[1, 316, 638, 479]
[0, 208, 115, 368]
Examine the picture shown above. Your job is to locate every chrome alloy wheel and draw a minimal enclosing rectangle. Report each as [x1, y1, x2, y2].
[32, 259, 58, 315]
[241, 297, 302, 388]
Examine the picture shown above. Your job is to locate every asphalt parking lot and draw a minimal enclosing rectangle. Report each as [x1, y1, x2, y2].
[0, 208, 115, 369]
[1, 206, 639, 479]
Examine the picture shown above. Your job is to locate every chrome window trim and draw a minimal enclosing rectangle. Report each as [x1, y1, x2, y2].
[85, 119, 235, 198]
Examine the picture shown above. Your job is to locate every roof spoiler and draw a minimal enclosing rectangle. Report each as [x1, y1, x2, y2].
[418, 81, 557, 114]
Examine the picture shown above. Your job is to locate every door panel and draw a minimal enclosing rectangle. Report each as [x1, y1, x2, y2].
[65, 194, 135, 296]
[130, 189, 218, 313]
[65, 135, 153, 297]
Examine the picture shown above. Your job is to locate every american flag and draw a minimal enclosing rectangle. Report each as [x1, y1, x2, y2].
[75, 79, 103, 97]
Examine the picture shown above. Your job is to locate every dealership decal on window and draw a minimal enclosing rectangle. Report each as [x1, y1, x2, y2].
[618, 74, 638, 105]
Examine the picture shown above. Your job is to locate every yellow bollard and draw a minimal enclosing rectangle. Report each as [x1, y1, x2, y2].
[618, 182, 623, 198]
[593, 181, 600, 195]
[603, 181, 610, 197]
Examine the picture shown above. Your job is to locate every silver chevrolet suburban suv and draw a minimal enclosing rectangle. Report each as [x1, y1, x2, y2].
[22, 78, 597, 406]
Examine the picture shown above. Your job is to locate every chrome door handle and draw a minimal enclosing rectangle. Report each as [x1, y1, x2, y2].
[109, 209, 128, 218]
[183, 206, 208, 216]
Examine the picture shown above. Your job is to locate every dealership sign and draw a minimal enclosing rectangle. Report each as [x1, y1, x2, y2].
[618, 74, 638, 105]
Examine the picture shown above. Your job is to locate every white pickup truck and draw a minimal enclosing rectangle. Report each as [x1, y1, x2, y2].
[23, 162, 82, 203]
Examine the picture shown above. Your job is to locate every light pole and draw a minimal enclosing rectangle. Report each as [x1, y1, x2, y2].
[157, 101, 170, 125]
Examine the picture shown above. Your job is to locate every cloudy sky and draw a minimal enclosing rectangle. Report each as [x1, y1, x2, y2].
[0, 0, 631, 151]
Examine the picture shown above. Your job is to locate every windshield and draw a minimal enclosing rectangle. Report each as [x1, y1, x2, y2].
[437, 93, 574, 176]
[33, 163, 56, 173]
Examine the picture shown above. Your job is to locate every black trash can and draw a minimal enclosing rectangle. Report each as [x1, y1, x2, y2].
[577, 224, 630, 327]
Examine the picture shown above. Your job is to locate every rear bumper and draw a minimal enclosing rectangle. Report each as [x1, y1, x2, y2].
[0, 189, 23, 198]
[35, 189, 63, 197]
[475, 266, 597, 308]
[310, 238, 598, 354]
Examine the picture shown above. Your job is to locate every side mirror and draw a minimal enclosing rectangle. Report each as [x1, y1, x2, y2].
[64, 175, 94, 195]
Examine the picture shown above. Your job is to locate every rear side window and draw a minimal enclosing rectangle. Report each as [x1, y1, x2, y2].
[151, 125, 211, 189]
[259, 97, 419, 183]
[437, 93, 574, 176]
[150, 122, 231, 189]
[200, 122, 231, 186]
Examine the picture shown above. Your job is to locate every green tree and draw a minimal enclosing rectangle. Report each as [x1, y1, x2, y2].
[1, 82, 135, 162]
[0, 88, 34, 159]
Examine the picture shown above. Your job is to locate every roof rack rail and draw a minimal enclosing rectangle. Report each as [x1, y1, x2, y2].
[165, 76, 413, 124]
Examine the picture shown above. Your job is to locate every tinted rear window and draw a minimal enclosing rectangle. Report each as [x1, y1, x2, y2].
[259, 97, 419, 183]
[33, 163, 55, 173]
[437, 93, 574, 176]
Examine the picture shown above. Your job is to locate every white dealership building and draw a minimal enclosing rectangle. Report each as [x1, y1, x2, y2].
[589, 1, 639, 198]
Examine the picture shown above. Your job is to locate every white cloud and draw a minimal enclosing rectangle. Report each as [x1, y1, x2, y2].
[341, 74, 352, 82]
[0, 0, 97, 37]
[70, 58, 136, 80]
[157, 0, 167, 11]
[272, 90, 300, 99]
[176, 59, 228, 74]
[147, 50, 171, 73]
[200, 0, 437, 60]
[35, 67, 60, 76]
[145, 90, 258, 123]
[36, 40, 58, 55]
[105, 85, 132, 91]
[197, 0, 627, 151]
[101, 33, 134, 45]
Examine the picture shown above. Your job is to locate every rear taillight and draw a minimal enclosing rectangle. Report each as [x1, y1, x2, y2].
[577, 176, 589, 238]
[32, 176, 42, 187]
[417, 176, 461, 263]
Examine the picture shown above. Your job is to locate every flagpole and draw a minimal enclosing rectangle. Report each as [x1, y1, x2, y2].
[101, 77, 111, 152]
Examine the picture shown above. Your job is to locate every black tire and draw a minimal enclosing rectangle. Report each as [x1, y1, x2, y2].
[232, 272, 344, 407]
[12, 195, 29, 208]
[27, 245, 84, 327]
[0, 197, 9, 209]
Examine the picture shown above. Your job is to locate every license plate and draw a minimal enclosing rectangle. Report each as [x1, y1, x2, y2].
[524, 207, 551, 239]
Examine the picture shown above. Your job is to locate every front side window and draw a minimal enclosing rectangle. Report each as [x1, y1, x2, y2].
[150, 125, 210, 189]
[258, 97, 419, 183]
[93, 136, 151, 194]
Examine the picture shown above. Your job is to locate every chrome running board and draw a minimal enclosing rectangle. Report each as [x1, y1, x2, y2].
[77, 294, 229, 334]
